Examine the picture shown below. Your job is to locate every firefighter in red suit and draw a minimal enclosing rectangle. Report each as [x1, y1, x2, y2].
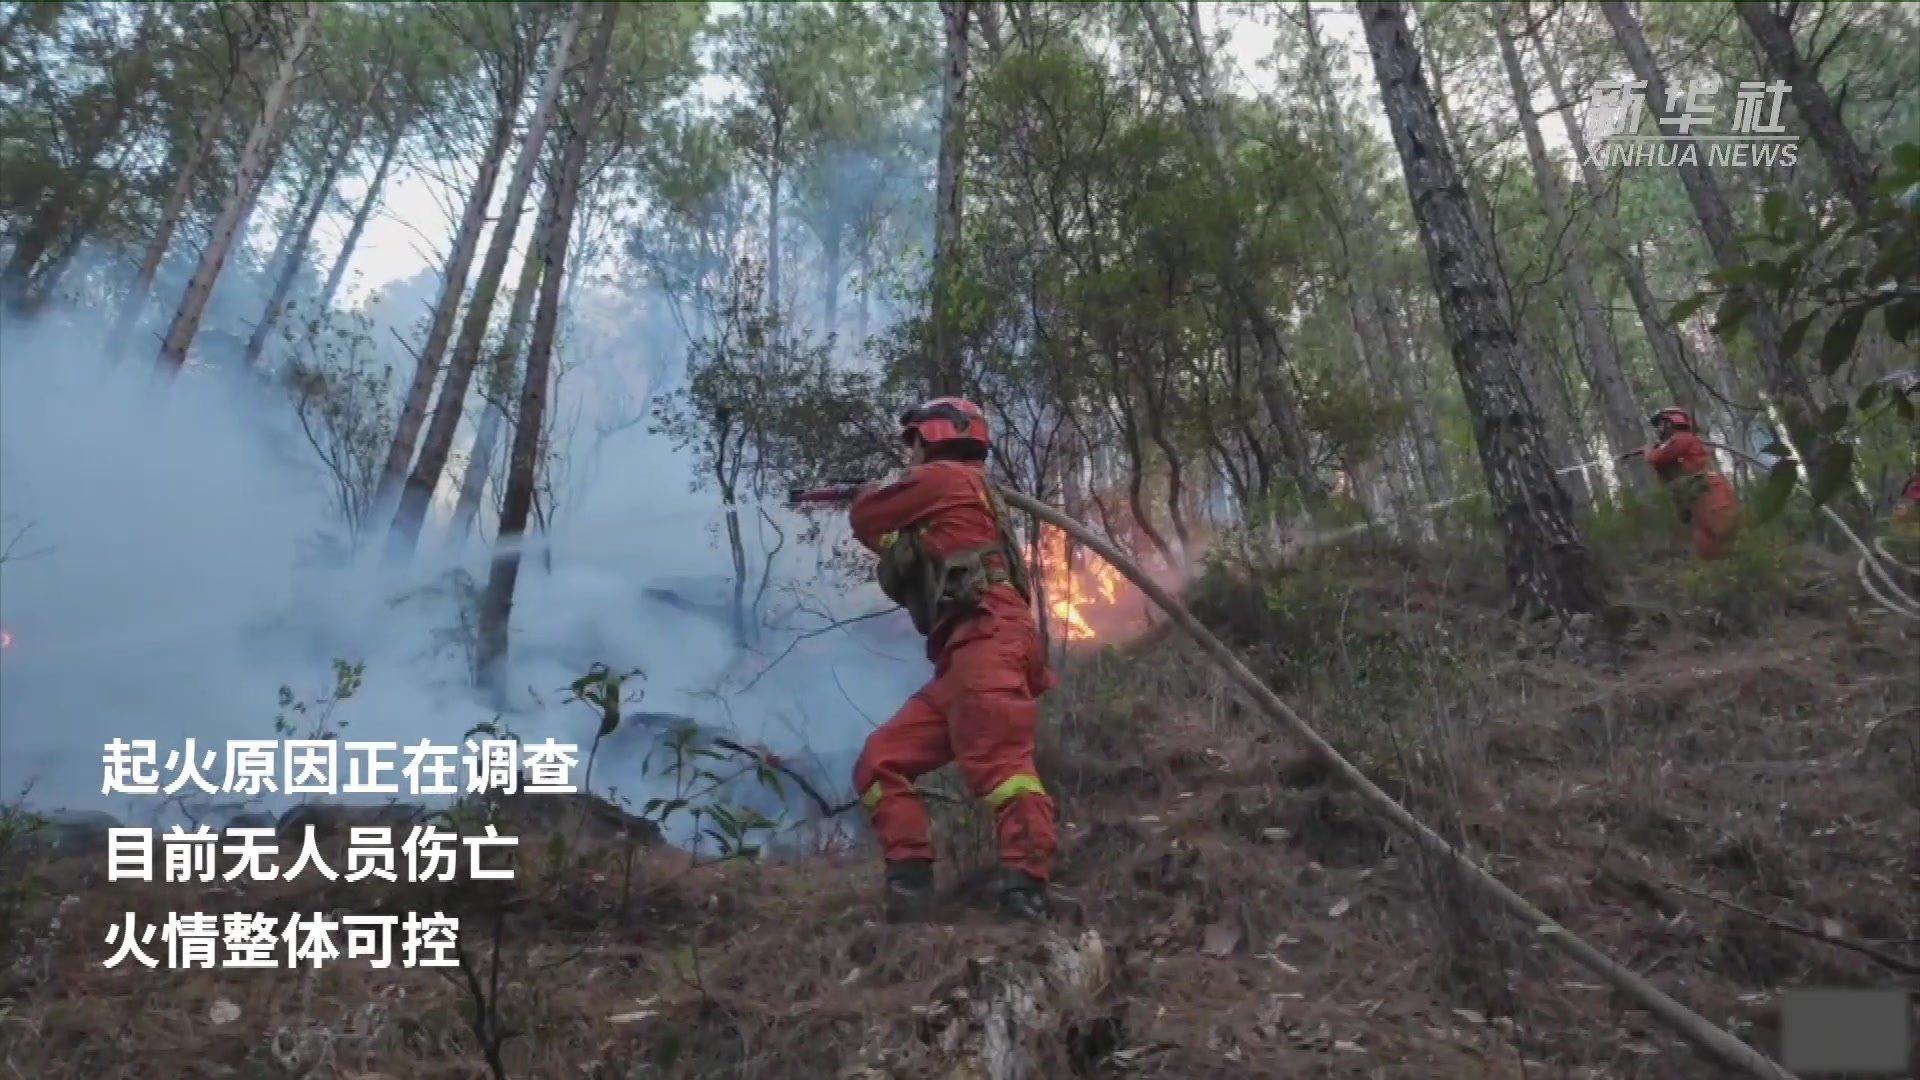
[843, 397, 1056, 923]
[1894, 470, 1920, 535]
[1641, 407, 1740, 561]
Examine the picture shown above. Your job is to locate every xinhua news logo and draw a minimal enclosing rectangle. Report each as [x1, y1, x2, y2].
[1583, 77, 1801, 169]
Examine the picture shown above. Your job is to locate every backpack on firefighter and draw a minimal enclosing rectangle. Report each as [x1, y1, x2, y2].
[875, 477, 1033, 636]
[876, 397, 1035, 636]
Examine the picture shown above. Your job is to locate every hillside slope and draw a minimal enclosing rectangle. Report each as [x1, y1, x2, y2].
[3, 534, 1916, 1079]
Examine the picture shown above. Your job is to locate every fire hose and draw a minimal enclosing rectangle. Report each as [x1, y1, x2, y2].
[1619, 442, 1920, 621]
[787, 480, 1796, 1080]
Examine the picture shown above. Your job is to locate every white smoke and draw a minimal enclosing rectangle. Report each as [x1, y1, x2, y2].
[0, 305, 925, 835]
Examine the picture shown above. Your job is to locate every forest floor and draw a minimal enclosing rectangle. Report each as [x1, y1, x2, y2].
[3, 518, 1917, 1079]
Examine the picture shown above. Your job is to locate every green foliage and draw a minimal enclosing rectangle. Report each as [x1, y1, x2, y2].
[1677, 141, 1920, 526]
[565, 661, 639, 741]
[7, 0, 1914, 710]
[629, 113, 755, 325]
[273, 658, 365, 739]
[284, 319, 398, 542]
[650, 264, 895, 501]
[0, 797, 53, 967]
[1670, 527, 1803, 636]
[1583, 484, 1687, 557]
[1186, 547, 1430, 687]
[930, 24, 1382, 523]
[634, 717, 779, 862]
[563, 662, 780, 862]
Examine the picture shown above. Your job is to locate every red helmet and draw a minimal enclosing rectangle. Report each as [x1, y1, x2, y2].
[900, 396, 989, 449]
[1650, 406, 1694, 431]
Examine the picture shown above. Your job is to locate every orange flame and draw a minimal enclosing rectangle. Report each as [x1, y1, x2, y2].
[1034, 525, 1125, 642]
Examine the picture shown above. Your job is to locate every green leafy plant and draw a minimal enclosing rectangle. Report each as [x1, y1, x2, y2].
[0, 793, 52, 965]
[1672, 141, 1920, 525]
[1672, 528, 1803, 635]
[273, 658, 365, 739]
[563, 663, 784, 861]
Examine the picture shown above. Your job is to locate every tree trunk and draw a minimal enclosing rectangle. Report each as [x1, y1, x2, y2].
[1149, 421, 1192, 552]
[258, 149, 329, 284]
[1300, 1, 1445, 514]
[1416, 15, 1593, 506]
[1360, 0, 1600, 619]
[928, 0, 972, 397]
[373, 77, 527, 522]
[1735, 2, 1877, 217]
[243, 110, 368, 374]
[1527, 28, 1706, 432]
[931, 930, 1111, 1079]
[721, 456, 751, 648]
[477, 2, 617, 691]
[388, 3, 584, 559]
[1107, 376, 1175, 563]
[1598, 0, 1818, 423]
[767, 145, 783, 322]
[856, 244, 873, 348]
[106, 101, 228, 360]
[1140, 2, 1322, 500]
[235, 132, 293, 248]
[156, 4, 315, 375]
[451, 401, 506, 543]
[1385, 281, 1457, 500]
[1492, 5, 1646, 478]
[821, 231, 841, 348]
[973, 0, 1003, 61]
[450, 167, 559, 543]
[316, 118, 405, 315]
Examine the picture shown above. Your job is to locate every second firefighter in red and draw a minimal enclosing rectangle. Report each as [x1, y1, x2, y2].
[1641, 407, 1740, 561]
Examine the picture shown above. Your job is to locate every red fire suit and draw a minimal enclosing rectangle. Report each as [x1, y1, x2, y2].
[848, 459, 1058, 881]
[1645, 430, 1740, 560]
[1894, 471, 1920, 530]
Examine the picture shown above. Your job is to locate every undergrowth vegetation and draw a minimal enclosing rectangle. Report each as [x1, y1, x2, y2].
[1, 513, 1915, 1079]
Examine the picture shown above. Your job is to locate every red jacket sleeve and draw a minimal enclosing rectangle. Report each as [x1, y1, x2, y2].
[849, 467, 945, 553]
[1645, 431, 1700, 470]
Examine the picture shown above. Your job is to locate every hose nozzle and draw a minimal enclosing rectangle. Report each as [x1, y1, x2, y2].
[786, 482, 864, 507]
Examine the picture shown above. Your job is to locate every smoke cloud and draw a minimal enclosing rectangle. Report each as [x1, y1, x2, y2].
[0, 297, 927, 840]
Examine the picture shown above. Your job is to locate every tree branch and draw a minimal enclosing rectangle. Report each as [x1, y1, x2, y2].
[1656, 877, 1920, 978]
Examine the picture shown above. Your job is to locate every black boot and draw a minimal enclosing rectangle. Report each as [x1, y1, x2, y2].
[882, 858, 936, 923]
[998, 868, 1050, 923]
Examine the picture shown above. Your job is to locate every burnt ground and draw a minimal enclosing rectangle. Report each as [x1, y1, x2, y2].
[1, 527, 1916, 1079]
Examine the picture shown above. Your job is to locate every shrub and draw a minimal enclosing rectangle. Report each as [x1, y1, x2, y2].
[1671, 525, 1804, 634]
